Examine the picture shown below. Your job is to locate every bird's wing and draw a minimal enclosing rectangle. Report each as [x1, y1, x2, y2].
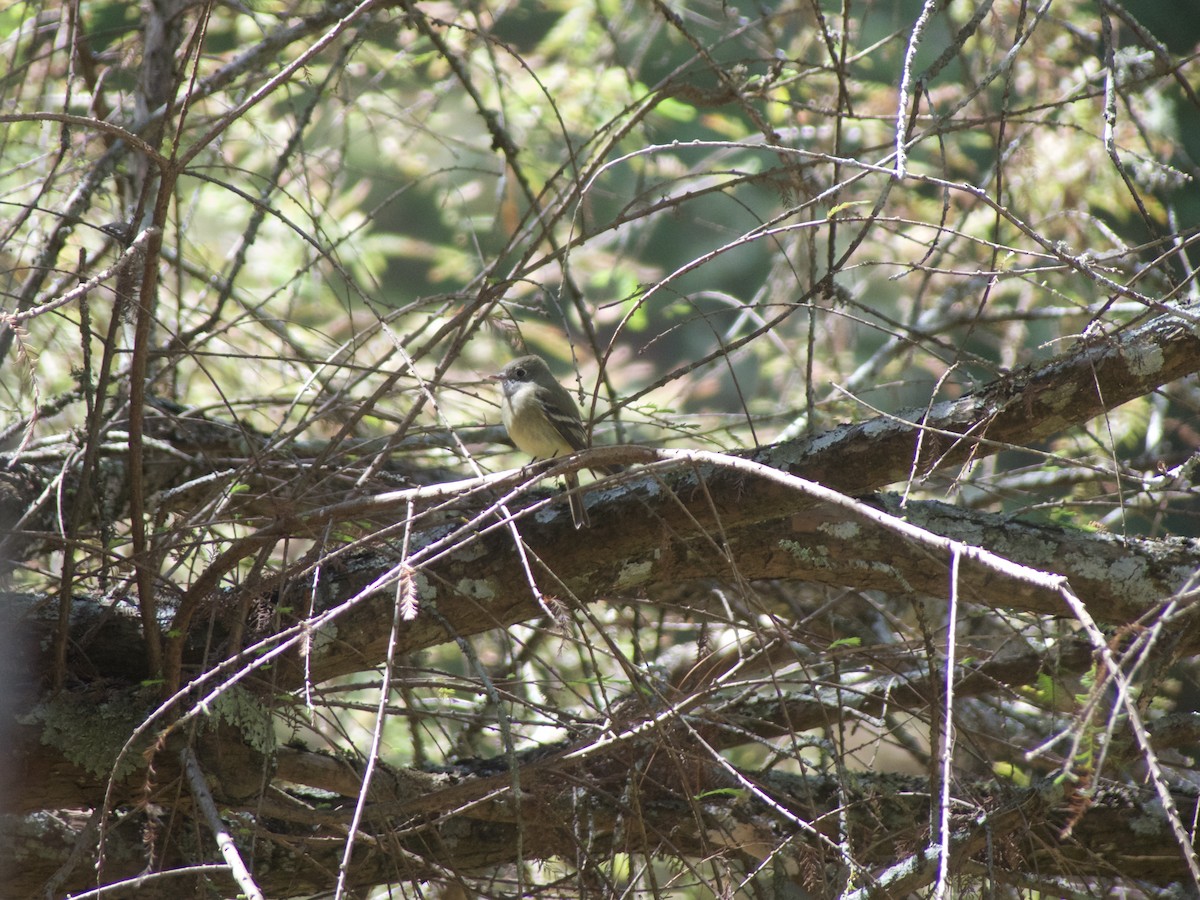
[537, 386, 588, 451]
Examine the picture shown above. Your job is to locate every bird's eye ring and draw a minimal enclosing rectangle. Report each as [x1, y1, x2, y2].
[515, 367, 526, 378]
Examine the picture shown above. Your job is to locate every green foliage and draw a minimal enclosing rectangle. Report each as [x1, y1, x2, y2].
[206, 686, 277, 758]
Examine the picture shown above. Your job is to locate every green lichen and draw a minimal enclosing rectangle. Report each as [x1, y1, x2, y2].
[26, 690, 153, 780]
[205, 685, 276, 757]
[616, 559, 653, 589]
[778, 540, 831, 566]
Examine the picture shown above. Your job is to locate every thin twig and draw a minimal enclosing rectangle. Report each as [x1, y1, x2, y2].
[179, 747, 266, 900]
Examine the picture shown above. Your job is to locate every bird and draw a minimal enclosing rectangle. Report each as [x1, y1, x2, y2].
[491, 354, 595, 528]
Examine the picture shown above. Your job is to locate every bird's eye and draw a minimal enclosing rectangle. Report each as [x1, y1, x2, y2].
[514, 366, 526, 378]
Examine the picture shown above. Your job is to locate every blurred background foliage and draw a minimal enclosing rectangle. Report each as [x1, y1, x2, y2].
[3, 0, 1198, 468]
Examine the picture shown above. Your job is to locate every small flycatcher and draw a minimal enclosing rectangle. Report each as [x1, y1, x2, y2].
[492, 354, 593, 528]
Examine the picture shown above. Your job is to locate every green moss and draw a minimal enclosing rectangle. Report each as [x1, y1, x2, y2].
[26, 690, 154, 780]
